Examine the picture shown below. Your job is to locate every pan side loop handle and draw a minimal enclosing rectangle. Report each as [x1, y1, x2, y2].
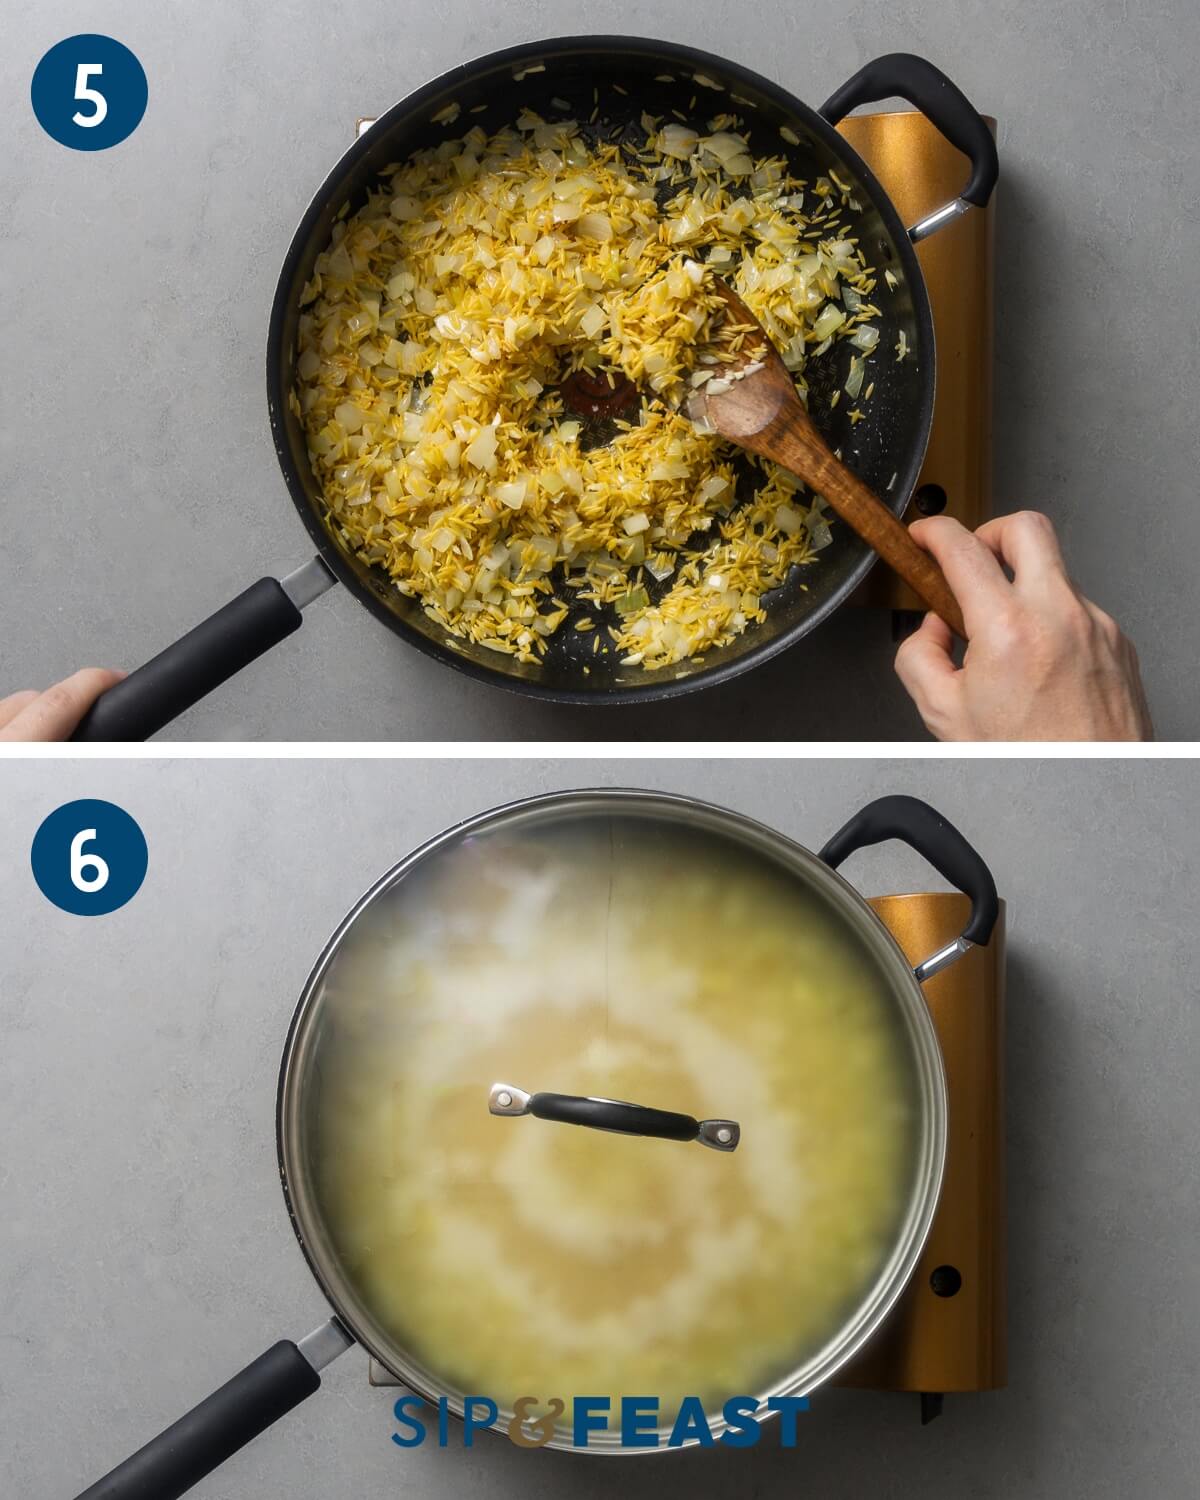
[489, 1083, 739, 1151]
[819, 795, 999, 978]
[71, 559, 335, 741]
[820, 54, 998, 240]
[71, 1321, 352, 1500]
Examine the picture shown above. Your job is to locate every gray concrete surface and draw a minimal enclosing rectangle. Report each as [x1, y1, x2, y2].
[1, 0, 1198, 739]
[0, 757, 1196, 1497]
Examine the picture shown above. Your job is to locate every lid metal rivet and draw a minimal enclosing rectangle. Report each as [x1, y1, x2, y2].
[498, 1091, 512, 1107]
[717, 1127, 732, 1143]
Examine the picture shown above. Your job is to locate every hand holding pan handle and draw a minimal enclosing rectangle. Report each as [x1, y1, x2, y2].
[820, 794, 999, 983]
[72, 1320, 352, 1500]
[71, 558, 336, 742]
[489, 1082, 740, 1151]
[821, 54, 999, 241]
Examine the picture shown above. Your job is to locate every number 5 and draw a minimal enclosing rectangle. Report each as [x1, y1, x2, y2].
[72, 63, 107, 127]
[70, 828, 110, 892]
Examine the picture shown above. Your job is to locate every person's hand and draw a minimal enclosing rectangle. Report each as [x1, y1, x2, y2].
[895, 512, 1152, 741]
[0, 669, 125, 742]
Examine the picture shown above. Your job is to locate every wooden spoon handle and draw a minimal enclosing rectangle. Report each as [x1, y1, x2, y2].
[772, 417, 966, 640]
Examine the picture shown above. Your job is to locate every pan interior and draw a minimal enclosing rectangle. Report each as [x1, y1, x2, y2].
[272, 40, 930, 700]
[282, 798, 931, 1444]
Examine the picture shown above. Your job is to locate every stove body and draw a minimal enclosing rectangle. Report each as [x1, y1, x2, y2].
[839, 109, 997, 614]
[836, 891, 1008, 1419]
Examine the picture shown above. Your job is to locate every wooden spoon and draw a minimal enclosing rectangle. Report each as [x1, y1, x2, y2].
[692, 282, 965, 639]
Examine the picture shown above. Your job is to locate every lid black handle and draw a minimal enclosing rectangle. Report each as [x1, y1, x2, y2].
[489, 1083, 739, 1152]
[819, 795, 999, 950]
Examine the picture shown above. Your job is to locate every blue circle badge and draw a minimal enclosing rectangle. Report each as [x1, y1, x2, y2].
[31, 800, 148, 916]
[31, 35, 148, 151]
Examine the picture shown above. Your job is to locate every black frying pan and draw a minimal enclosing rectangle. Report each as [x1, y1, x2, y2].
[73, 38, 997, 740]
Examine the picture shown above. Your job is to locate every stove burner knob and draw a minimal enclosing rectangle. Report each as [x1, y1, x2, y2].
[929, 1264, 962, 1297]
[914, 483, 948, 515]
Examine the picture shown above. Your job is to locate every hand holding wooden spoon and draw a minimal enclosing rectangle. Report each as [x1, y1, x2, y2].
[691, 281, 966, 640]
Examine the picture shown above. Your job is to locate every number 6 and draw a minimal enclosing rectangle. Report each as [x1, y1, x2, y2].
[72, 63, 107, 127]
[71, 828, 110, 892]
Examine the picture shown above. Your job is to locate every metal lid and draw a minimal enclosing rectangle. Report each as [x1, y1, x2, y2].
[277, 791, 945, 1450]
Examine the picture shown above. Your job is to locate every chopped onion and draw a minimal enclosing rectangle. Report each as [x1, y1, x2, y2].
[697, 475, 730, 503]
[812, 304, 846, 340]
[807, 513, 833, 550]
[649, 459, 690, 482]
[615, 586, 650, 615]
[774, 505, 803, 536]
[464, 424, 497, 472]
[658, 123, 698, 158]
[575, 213, 613, 242]
[495, 479, 528, 510]
[702, 131, 750, 164]
[579, 303, 606, 339]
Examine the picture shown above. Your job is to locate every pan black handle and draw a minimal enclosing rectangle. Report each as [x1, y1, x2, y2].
[488, 1082, 739, 1151]
[73, 1339, 323, 1500]
[819, 795, 999, 950]
[821, 54, 998, 222]
[71, 559, 334, 741]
